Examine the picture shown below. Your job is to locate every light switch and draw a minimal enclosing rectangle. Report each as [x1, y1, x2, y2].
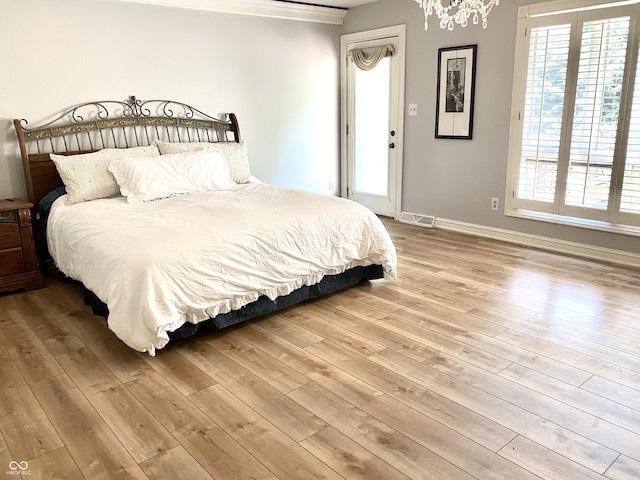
[408, 104, 418, 116]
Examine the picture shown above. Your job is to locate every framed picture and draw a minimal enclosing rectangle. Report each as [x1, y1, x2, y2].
[435, 44, 477, 139]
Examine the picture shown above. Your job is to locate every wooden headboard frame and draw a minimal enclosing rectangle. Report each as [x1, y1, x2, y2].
[13, 95, 241, 208]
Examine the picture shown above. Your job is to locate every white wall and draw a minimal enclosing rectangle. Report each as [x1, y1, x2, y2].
[343, 0, 640, 256]
[0, 0, 341, 198]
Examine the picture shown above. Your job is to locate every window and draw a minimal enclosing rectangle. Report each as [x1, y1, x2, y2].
[507, 0, 640, 233]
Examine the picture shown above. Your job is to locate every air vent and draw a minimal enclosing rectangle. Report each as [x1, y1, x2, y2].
[399, 212, 435, 228]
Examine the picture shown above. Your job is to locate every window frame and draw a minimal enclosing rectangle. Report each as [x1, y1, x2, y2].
[505, 0, 640, 236]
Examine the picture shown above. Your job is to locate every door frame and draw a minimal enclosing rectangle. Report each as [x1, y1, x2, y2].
[340, 24, 406, 219]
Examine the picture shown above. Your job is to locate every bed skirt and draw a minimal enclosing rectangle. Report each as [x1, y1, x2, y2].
[83, 264, 384, 342]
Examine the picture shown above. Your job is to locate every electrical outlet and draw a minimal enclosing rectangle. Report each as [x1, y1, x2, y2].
[329, 180, 335, 191]
[491, 197, 499, 211]
[408, 104, 418, 116]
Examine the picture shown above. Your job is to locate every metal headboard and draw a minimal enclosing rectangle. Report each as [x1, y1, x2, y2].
[14, 95, 241, 207]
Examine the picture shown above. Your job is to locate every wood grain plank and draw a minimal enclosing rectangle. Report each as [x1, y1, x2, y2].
[445, 360, 640, 466]
[235, 323, 383, 407]
[335, 299, 513, 373]
[88, 385, 178, 463]
[0, 310, 63, 384]
[300, 426, 412, 480]
[289, 381, 476, 480]
[0, 344, 63, 461]
[138, 347, 215, 396]
[369, 348, 619, 473]
[0, 430, 13, 476]
[191, 383, 344, 480]
[500, 363, 640, 436]
[363, 394, 541, 480]
[254, 313, 324, 348]
[208, 330, 310, 393]
[26, 447, 85, 480]
[496, 329, 640, 391]
[605, 455, 640, 480]
[596, 309, 640, 334]
[0, 381, 63, 461]
[497, 319, 640, 372]
[140, 446, 214, 480]
[465, 306, 594, 386]
[54, 346, 121, 396]
[4, 293, 85, 356]
[87, 334, 155, 385]
[528, 310, 640, 349]
[581, 375, 640, 411]
[498, 435, 609, 480]
[31, 374, 148, 480]
[305, 300, 445, 363]
[127, 373, 275, 480]
[180, 339, 326, 442]
[278, 307, 387, 357]
[304, 339, 517, 452]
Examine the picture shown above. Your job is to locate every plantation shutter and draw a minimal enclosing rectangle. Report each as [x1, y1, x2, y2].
[508, 2, 640, 230]
[622, 45, 640, 215]
[565, 17, 630, 211]
[518, 24, 571, 203]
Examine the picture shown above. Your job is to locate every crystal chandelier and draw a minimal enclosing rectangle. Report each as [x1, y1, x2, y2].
[414, 0, 499, 31]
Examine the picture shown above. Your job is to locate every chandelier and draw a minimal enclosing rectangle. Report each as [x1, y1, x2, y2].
[414, 0, 499, 31]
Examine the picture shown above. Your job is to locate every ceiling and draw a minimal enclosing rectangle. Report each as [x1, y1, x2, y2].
[280, 0, 380, 8]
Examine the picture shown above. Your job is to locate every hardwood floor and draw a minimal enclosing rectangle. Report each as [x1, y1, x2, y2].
[0, 219, 639, 479]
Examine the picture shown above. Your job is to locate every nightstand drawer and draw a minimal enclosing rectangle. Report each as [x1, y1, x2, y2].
[0, 248, 25, 276]
[0, 199, 43, 293]
[0, 223, 21, 249]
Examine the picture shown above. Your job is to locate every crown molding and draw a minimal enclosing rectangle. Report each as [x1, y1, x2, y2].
[112, 0, 348, 25]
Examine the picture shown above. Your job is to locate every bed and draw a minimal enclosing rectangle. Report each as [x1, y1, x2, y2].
[14, 96, 397, 355]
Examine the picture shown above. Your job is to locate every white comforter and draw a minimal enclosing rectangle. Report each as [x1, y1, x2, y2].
[47, 181, 397, 354]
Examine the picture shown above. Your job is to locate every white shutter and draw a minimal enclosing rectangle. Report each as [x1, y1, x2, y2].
[506, 1, 640, 231]
[518, 24, 571, 203]
[622, 40, 640, 215]
[565, 17, 630, 210]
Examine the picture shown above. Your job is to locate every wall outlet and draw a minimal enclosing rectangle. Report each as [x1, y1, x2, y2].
[329, 180, 335, 191]
[491, 197, 499, 211]
[408, 103, 418, 116]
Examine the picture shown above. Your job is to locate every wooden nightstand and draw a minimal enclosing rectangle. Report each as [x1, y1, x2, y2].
[0, 198, 44, 293]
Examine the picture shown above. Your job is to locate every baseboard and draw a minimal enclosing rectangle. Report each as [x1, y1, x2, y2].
[433, 217, 640, 268]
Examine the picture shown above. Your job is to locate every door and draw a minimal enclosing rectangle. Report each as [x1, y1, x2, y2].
[341, 26, 405, 218]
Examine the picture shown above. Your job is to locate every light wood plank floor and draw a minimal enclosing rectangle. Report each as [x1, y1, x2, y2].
[0, 219, 639, 480]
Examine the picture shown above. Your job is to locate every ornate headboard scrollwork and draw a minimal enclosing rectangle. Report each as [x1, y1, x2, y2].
[14, 95, 241, 207]
[14, 96, 241, 270]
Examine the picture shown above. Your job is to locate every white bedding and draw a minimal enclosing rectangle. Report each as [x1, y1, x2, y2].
[47, 181, 397, 354]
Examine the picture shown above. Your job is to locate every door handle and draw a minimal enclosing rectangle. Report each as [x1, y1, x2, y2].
[389, 142, 395, 149]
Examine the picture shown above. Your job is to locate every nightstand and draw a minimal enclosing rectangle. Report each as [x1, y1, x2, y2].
[0, 198, 44, 293]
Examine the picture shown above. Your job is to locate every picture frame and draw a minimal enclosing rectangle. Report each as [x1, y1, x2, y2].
[435, 44, 477, 139]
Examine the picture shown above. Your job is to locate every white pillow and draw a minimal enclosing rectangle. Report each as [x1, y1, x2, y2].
[108, 150, 235, 203]
[154, 140, 251, 184]
[50, 145, 160, 205]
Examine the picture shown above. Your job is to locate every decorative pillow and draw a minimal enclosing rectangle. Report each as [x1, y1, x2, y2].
[108, 150, 235, 203]
[50, 145, 160, 205]
[154, 140, 251, 184]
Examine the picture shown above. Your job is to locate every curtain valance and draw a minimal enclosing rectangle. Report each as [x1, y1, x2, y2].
[350, 45, 394, 71]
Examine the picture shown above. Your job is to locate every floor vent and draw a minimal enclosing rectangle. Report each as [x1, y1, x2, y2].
[399, 212, 436, 228]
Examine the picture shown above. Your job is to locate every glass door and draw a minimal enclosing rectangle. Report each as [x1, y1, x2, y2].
[345, 34, 402, 217]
